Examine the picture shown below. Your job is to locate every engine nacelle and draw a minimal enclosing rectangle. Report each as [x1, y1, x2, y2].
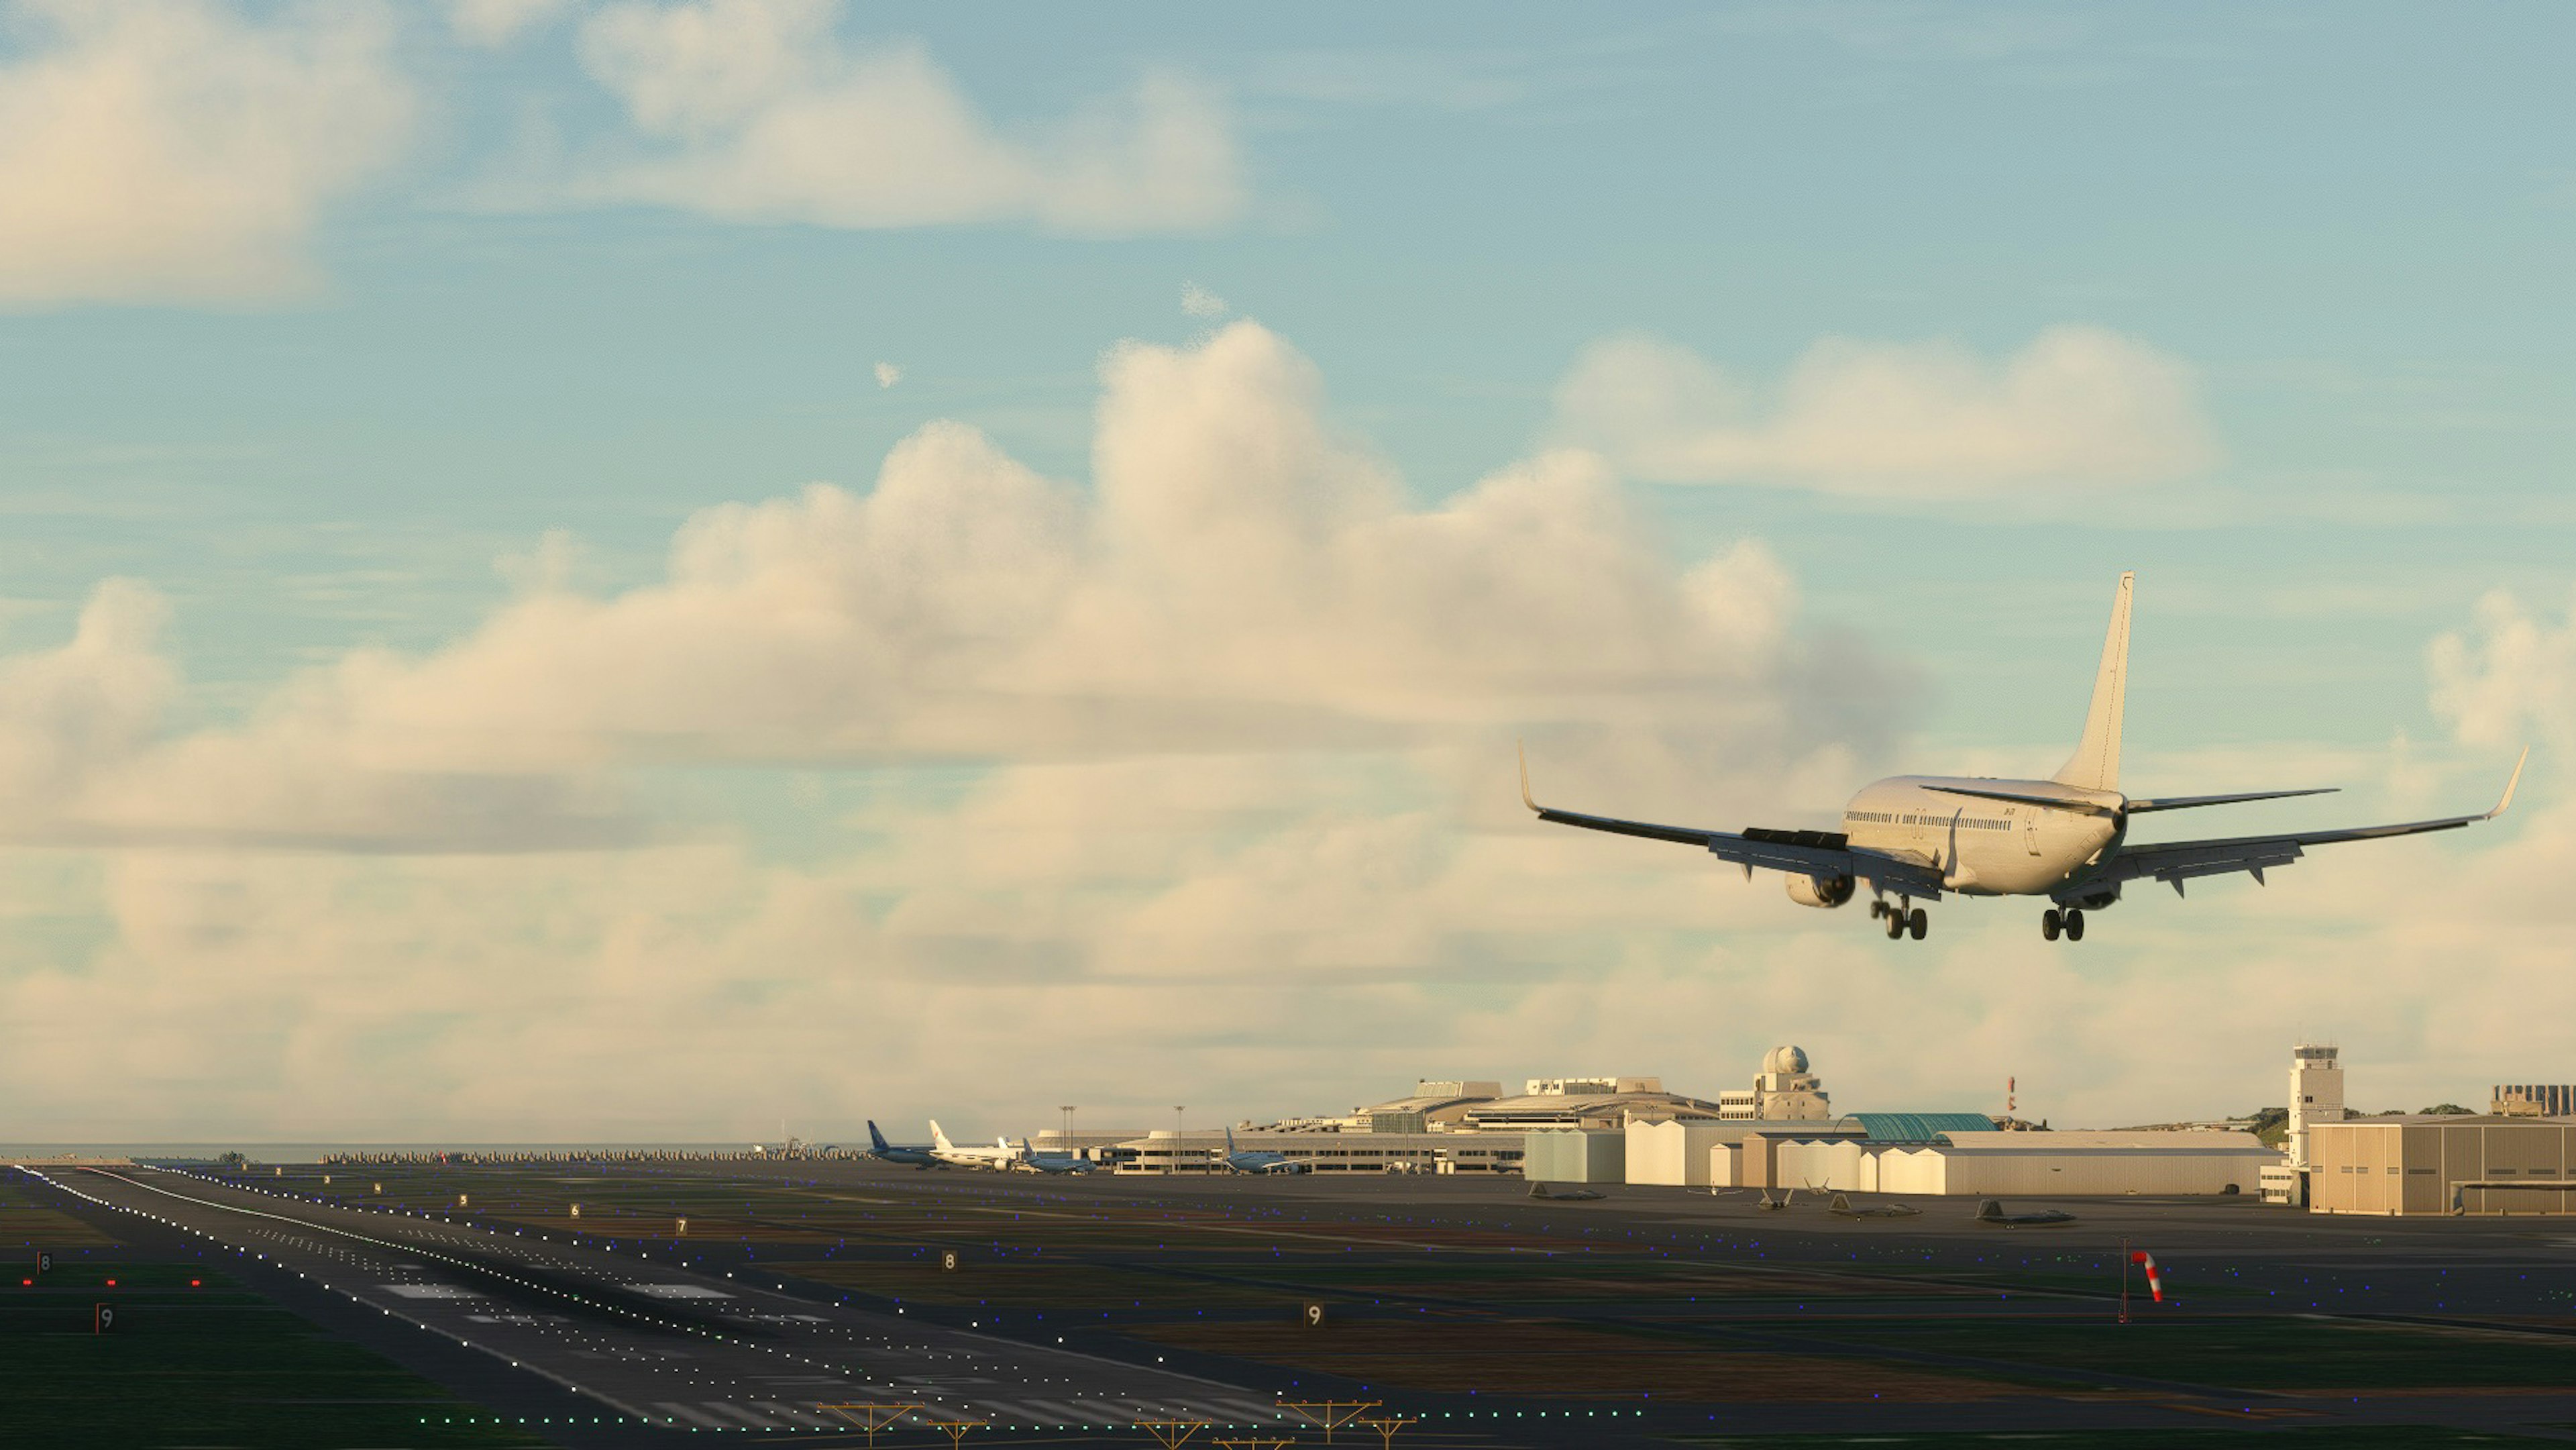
[1785, 873, 1856, 909]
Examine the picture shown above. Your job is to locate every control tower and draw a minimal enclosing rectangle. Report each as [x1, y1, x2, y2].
[2288, 1043, 2345, 1168]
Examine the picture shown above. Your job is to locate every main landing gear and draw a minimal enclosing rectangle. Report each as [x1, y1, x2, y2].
[1871, 899, 1929, 941]
[2042, 907, 2086, 942]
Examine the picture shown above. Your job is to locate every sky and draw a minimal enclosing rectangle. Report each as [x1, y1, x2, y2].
[1, 0, 2571, 1143]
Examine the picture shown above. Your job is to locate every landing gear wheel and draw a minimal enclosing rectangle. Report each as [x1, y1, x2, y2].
[1884, 910, 1904, 939]
[2042, 909, 2061, 941]
[1909, 907, 1928, 940]
[1870, 900, 1887, 919]
[2064, 908, 2086, 941]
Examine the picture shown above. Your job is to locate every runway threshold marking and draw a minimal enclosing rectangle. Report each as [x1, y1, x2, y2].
[65, 1166, 1295, 1430]
[55, 1167, 674, 1425]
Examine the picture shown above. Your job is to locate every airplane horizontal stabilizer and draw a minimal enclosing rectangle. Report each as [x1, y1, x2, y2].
[2123, 788, 2337, 813]
[1920, 784, 2114, 815]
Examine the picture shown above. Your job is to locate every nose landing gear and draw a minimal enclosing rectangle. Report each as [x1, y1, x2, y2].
[2041, 907, 2086, 942]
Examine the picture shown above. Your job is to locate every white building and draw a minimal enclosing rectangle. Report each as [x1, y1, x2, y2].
[1717, 1046, 1833, 1121]
[1625, 1118, 1741, 1186]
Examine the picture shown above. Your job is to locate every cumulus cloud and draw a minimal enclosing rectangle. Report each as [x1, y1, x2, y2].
[0, 0, 414, 307]
[1554, 327, 2216, 497]
[2430, 586, 2576, 754]
[873, 360, 902, 388]
[564, 0, 1243, 233]
[0, 319, 1926, 1136]
[0, 321, 1874, 860]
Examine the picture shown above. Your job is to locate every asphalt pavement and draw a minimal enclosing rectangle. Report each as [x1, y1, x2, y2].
[40, 1164, 1305, 1445]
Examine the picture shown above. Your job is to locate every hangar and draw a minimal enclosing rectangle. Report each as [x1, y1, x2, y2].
[2307, 1116, 2576, 1215]
[1767, 1125, 2273, 1196]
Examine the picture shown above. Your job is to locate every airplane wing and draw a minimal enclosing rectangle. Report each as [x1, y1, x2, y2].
[1521, 747, 1947, 898]
[2094, 751, 2526, 897]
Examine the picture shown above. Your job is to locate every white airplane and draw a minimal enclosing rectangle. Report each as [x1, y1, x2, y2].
[1522, 572, 2524, 943]
[928, 1121, 1022, 1171]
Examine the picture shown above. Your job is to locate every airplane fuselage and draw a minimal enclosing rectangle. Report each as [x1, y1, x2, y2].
[1839, 776, 2121, 898]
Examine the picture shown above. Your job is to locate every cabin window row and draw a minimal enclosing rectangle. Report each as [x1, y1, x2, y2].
[1843, 810, 2014, 831]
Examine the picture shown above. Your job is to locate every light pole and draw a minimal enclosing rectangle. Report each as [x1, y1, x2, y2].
[1173, 1106, 1186, 1174]
[1059, 1105, 1075, 1159]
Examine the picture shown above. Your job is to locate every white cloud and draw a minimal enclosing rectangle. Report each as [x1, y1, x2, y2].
[2430, 586, 2576, 755]
[1181, 280, 1228, 317]
[0, 321, 1870, 858]
[1553, 326, 2216, 498]
[873, 360, 902, 389]
[0, 319, 1919, 1136]
[565, 0, 1243, 233]
[447, 0, 571, 48]
[0, 0, 414, 307]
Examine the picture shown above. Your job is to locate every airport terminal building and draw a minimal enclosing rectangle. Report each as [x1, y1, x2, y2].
[1071, 1046, 2285, 1198]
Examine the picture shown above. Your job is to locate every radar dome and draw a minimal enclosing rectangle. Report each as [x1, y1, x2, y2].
[1764, 1045, 1809, 1076]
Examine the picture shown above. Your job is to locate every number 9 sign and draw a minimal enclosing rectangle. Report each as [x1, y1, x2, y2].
[1301, 1302, 1326, 1329]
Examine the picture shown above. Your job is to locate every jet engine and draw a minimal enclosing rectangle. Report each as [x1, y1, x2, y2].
[1785, 873, 1856, 909]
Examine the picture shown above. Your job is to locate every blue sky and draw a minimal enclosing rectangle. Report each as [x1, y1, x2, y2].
[0, 1, 2569, 1140]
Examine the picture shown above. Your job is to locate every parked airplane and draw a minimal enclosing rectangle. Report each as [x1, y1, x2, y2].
[865, 1121, 943, 1170]
[1222, 1127, 1313, 1175]
[1014, 1139, 1094, 1174]
[1527, 1182, 1605, 1201]
[1827, 1192, 1921, 1219]
[928, 1121, 1021, 1171]
[1976, 1199, 2078, 1227]
[1522, 572, 2524, 941]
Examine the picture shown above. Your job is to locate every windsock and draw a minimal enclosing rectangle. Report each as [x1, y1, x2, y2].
[2129, 1248, 2164, 1303]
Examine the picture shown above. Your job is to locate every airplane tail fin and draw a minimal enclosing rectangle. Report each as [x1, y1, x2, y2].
[930, 1120, 953, 1151]
[2053, 572, 2134, 792]
[1226, 1126, 1236, 1152]
[1976, 1198, 2004, 1221]
[868, 1121, 890, 1151]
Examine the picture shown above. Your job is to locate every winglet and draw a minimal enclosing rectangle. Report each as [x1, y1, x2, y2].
[1517, 739, 1540, 813]
[2486, 747, 2529, 820]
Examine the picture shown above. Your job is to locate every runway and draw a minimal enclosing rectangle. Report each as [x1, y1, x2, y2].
[42, 1163, 1303, 1441]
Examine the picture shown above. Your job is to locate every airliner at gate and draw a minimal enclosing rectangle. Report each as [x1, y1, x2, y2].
[1521, 573, 2524, 942]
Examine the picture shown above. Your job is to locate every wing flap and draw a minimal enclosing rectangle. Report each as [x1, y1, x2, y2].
[2096, 751, 2526, 893]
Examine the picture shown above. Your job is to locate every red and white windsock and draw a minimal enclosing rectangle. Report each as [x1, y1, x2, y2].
[2129, 1249, 2165, 1303]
